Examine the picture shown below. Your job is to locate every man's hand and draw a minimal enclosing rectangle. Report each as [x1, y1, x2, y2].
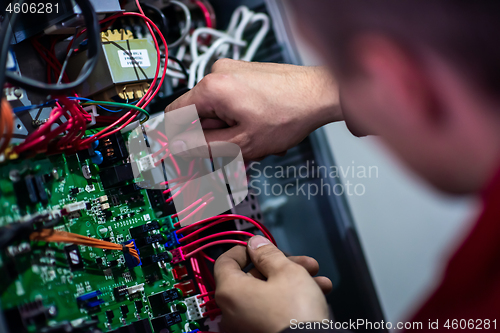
[214, 235, 333, 333]
[165, 59, 341, 160]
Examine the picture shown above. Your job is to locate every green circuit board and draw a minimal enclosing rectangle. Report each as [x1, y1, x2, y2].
[0, 131, 208, 333]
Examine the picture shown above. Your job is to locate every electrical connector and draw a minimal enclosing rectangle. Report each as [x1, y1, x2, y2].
[169, 248, 186, 264]
[185, 295, 206, 321]
[122, 240, 142, 268]
[164, 231, 182, 249]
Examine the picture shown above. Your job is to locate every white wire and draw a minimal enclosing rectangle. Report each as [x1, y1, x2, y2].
[167, 68, 187, 79]
[195, 37, 246, 86]
[190, 28, 232, 62]
[177, 6, 270, 89]
[232, 8, 254, 60]
[241, 13, 270, 61]
[188, 37, 246, 88]
[168, 0, 192, 49]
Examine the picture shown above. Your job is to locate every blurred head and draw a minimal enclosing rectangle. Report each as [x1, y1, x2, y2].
[291, 0, 500, 194]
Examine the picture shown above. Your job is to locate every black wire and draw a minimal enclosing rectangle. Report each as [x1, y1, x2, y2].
[141, 2, 169, 39]
[168, 55, 189, 79]
[0, 214, 61, 249]
[0, 2, 17, 99]
[3, 0, 101, 93]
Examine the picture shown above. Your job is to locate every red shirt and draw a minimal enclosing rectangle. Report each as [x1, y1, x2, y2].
[408, 171, 500, 331]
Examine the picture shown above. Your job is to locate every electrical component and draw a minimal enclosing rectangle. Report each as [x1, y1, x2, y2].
[141, 251, 173, 266]
[174, 280, 197, 297]
[147, 289, 182, 317]
[127, 284, 145, 295]
[136, 233, 165, 247]
[150, 312, 182, 332]
[106, 310, 114, 323]
[62, 201, 87, 214]
[120, 305, 129, 317]
[67, 38, 159, 100]
[129, 221, 161, 237]
[113, 286, 128, 300]
[64, 244, 84, 271]
[185, 295, 206, 320]
[100, 163, 136, 189]
[172, 265, 189, 281]
[122, 240, 142, 268]
[169, 248, 186, 264]
[164, 231, 182, 249]
[13, 175, 39, 207]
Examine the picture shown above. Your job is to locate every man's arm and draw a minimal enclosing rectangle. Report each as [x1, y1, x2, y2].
[165, 59, 343, 160]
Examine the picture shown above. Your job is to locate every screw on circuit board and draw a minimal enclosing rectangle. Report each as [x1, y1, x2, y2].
[9, 169, 20, 182]
[48, 305, 58, 317]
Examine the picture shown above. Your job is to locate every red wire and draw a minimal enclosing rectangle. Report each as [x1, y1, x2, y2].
[203, 309, 222, 318]
[176, 214, 276, 246]
[181, 231, 254, 248]
[160, 175, 192, 186]
[197, 291, 215, 298]
[184, 240, 247, 259]
[199, 251, 216, 264]
[165, 173, 200, 203]
[172, 192, 213, 218]
[200, 299, 216, 307]
[190, 257, 208, 299]
[195, 0, 213, 28]
[177, 196, 215, 226]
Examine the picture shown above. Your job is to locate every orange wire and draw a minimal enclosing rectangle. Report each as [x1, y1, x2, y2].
[0, 99, 13, 155]
[30, 229, 140, 262]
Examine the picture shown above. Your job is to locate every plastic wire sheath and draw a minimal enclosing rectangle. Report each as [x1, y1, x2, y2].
[4, 0, 101, 93]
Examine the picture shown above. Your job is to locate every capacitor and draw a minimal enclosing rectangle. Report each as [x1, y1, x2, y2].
[91, 151, 103, 165]
[92, 140, 99, 149]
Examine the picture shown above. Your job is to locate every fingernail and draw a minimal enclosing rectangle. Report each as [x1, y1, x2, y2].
[248, 235, 271, 250]
[170, 140, 187, 155]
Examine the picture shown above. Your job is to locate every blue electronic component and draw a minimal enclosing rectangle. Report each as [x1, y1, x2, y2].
[91, 150, 103, 165]
[86, 299, 104, 308]
[76, 290, 102, 302]
[6, 50, 17, 71]
[123, 240, 142, 268]
[92, 140, 99, 149]
[164, 232, 182, 249]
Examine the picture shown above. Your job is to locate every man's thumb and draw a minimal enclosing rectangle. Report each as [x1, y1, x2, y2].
[247, 235, 291, 278]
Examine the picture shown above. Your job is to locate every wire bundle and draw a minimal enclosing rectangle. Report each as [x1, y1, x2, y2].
[30, 229, 140, 263]
[173, 214, 276, 264]
[172, 5, 270, 88]
[7, 2, 167, 155]
[14, 97, 90, 155]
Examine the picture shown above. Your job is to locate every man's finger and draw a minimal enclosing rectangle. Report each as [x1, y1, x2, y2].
[314, 276, 333, 295]
[247, 256, 319, 280]
[247, 235, 293, 278]
[214, 245, 249, 286]
[165, 85, 218, 119]
[288, 256, 319, 276]
[169, 126, 244, 158]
